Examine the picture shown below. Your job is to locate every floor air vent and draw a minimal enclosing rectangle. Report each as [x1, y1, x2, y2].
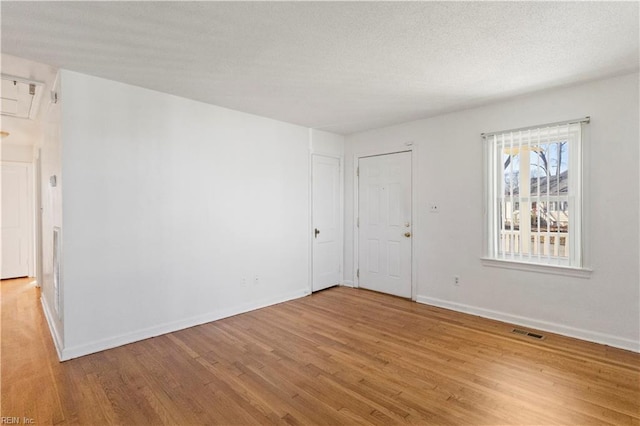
[512, 328, 545, 340]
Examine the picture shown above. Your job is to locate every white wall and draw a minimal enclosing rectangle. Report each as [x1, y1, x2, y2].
[0, 144, 33, 162]
[310, 129, 345, 158]
[39, 75, 64, 353]
[59, 70, 312, 359]
[345, 73, 640, 351]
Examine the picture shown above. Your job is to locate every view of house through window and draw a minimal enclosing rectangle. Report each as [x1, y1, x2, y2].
[485, 119, 588, 267]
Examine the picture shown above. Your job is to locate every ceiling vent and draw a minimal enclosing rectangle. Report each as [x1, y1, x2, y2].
[1, 75, 44, 120]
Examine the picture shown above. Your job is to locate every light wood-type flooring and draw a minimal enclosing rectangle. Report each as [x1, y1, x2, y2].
[2, 277, 639, 425]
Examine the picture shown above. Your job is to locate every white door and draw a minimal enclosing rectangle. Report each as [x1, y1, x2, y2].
[312, 155, 341, 292]
[1, 162, 31, 279]
[358, 152, 412, 298]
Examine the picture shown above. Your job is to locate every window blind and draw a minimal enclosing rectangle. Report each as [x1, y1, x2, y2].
[484, 117, 588, 267]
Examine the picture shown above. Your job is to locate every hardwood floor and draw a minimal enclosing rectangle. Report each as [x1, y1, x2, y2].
[2, 277, 639, 425]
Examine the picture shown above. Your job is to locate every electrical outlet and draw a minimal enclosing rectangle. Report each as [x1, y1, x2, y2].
[241, 277, 247, 287]
[430, 203, 439, 213]
[454, 275, 460, 286]
[254, 276, 260, 286]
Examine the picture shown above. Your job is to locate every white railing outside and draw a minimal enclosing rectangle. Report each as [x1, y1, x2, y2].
[500, 230, 569, 258]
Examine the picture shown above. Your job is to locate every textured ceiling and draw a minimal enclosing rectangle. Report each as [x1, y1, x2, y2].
[2, 2, 638, 135]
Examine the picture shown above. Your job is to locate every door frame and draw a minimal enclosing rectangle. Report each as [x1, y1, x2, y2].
[309, 151, 344, 294]
[35, 149, 43, 287]
[353, 146, 418, 301]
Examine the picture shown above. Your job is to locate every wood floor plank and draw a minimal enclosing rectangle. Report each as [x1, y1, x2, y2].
[2, 278, 639, 425]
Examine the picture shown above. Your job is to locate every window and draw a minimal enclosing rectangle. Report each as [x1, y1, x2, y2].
[483, 118, 589, 270]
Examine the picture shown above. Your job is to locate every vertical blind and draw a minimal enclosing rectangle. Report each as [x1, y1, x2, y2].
[484, 118, 588, 267]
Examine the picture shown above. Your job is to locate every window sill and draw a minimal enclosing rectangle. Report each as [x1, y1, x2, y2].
[481, 258, 592, 278]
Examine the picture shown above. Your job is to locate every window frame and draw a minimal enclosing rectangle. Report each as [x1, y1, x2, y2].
[481, 117, 592, 277]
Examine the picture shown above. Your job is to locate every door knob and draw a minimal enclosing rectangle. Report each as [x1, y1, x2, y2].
[315, 228, 320, 238]
[404, 232, 411, 238]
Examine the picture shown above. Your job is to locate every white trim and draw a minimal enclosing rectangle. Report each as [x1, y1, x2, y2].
[410, 145, 419, 301]
[416, 295, 639, 353]
[352, 155, 359, 288]
[27, 162, 34, 277]
[341, 280, 355, 288]
[353, 145, 418, 300]
[34, 150, 43, 287]
[310, 148, 345, 158]
[59, 288, 309, 361]
[41, 296, 64, 360]
[480, 257, 592, 278]
[307, 132, 314, 294]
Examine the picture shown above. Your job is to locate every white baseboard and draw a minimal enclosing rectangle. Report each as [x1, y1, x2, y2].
[416, 295, 639, 353]
[41, 296, 64, 360]
[59, 288, 310, 361]
[341, 280, 355, 288]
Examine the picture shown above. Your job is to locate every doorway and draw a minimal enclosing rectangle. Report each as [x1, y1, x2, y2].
[357, 151, 412, 298]
[311, 154, 342, 292]
[1, 161, 33, 279]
